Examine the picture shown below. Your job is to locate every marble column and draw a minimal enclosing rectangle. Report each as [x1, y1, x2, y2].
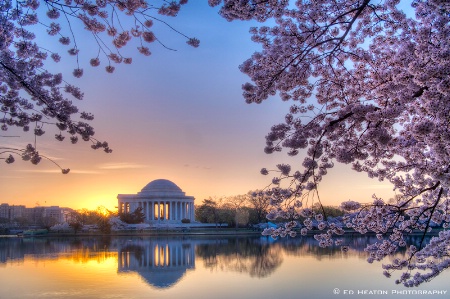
[187, 203, 191, 220]
[150, 201, 153, 220]
[163, 201, 166, 220]
[157, 202, 161, 220]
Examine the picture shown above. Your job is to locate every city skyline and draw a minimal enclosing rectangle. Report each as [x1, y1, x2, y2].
[0, 2, 395, 211]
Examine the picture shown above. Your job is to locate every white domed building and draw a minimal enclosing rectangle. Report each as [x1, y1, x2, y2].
[117, 179, 195, 223]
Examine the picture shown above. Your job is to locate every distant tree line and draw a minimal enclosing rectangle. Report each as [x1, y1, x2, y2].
[67, 206, 115, 234]
[195, 191, 345, 228]
[64, 205, 146, 234]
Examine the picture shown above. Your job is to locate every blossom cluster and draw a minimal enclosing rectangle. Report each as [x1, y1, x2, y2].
[212, 0, 450, 286]
[382, 230, 450, 287]
[1, 0, 197, 170]
[208, 0, 289, 22]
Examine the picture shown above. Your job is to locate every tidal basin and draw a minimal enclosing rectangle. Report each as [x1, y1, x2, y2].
[0, 235, 448, 299]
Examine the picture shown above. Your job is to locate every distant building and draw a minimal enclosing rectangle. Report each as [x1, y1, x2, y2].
[61, 207, 76, 222]
[43, 206, 64, 223]
[0, 203, 66, 226]
[117, 179, 195, 224]
[25, 206, 45, 226]
[9, 205, 26, 220]
[0, 204, 26, 221]
[0, 204, 9, 219]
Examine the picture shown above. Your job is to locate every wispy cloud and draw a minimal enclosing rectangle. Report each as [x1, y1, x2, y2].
[184, 164, 211, 170]
[18, 169, 62, 174]
[18, 169, 101, 174]
[39, 155, 65, 161]
[0, 175, 25, 179]
[70, 170, 103, 174]
[98, 162, 148, 170]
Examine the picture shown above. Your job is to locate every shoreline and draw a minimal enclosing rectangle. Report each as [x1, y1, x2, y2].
[0, 228, 264, 238]
[1, 227, 445, 238]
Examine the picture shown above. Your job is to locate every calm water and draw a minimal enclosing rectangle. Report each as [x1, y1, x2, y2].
[0, 235, 448, 299]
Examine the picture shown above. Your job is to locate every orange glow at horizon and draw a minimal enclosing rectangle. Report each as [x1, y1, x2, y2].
[0, 161, 395, 213]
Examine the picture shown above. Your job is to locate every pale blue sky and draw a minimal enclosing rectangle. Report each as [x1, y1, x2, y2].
[1, 1, 395, 210]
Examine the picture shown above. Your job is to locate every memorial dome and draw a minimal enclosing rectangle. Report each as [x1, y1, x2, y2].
[138, 179, 184, 196]
[138, 268, 186, 289]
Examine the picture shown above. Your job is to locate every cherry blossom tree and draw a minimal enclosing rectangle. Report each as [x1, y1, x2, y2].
[210, 0, 450, 286]
[1, 0, 198, 173]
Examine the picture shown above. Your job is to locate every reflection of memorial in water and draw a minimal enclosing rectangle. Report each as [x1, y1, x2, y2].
[118, 238, 195, 289]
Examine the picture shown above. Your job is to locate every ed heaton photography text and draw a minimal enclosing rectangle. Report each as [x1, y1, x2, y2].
[333, 289, 448, 295]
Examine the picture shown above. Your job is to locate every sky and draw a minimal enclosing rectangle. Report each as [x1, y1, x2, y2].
[0, 1, 395, 211]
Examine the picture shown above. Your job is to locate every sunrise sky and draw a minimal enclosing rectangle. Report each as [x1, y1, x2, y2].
[0, 2, 395, 211]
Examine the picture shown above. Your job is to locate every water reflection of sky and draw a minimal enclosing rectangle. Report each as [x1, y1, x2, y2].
[0, 236, 448, 299]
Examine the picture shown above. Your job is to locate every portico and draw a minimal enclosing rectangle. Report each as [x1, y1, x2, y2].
[117, 179, 195, 223]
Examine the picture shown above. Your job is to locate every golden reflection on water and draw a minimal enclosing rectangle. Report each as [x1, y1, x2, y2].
[0, 236, 448, 299]
[1, 254, 130, 299]
[60, 249, 117, 264]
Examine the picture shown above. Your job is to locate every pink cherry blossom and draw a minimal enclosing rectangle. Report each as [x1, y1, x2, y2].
[212, 0, 450, 287]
